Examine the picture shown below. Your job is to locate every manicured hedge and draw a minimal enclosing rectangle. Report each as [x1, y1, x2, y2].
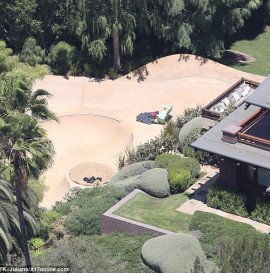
[155, 153, 200, 181]
[179, 116, 202, 149]
[250, 197, 270, 225]
[141, 233, 217, 273]
[207, 181, 249, 217]
[168, 168, 191, 193]
[109, 168, 170, 198]
[109, 161, 155, 186]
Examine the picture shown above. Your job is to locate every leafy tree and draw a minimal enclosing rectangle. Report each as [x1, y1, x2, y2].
[149, 0, 263, 59]
[73, 0, 136, 69]
[0, 0, 41, 51]
[0, 68, 57, 270]
[19, 38, 45, 66]
[35, 0, 78, 50]
[49, 41, 74, 75]
[0, 41, 17, 73]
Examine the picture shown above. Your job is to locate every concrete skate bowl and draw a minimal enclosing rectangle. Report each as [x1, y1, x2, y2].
[41, 114, 133, 208]
[68, 162, 115, 187]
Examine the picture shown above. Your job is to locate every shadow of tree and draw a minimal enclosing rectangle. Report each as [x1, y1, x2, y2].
[130, 65, 150, 83]
[88, 77, 105, 83]
[178, 54, 208, 66]
[218, 50, 255, 67]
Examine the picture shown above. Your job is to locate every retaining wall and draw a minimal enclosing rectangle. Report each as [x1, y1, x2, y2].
[101, 189, 173, 235]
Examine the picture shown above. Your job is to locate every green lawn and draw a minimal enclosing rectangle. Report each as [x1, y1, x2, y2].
[113, 192, 191, 233]
[229, 25, 270, 76]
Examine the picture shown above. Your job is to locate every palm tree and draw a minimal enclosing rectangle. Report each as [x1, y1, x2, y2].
[0, 68, 57, 271]
[0, 178, 38, 264]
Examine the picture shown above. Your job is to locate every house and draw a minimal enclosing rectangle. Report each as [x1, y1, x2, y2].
[191, 74, 270, 200]
[202, 78, 260, 129]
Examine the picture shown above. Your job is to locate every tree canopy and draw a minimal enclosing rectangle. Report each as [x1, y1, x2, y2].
[0, 0, 266, 73]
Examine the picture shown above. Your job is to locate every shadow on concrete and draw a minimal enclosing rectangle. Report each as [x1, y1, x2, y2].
[189, 173, 219, 204]
[178, 54, 209, 66]
[130, 65, 150, 83]
[88, 77, 105, 83]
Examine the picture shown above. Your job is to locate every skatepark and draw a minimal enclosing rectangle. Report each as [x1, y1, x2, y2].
[34, 54, 264, 207]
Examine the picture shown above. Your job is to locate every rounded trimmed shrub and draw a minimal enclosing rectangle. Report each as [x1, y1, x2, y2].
[109, 161, 155, 187]
[155, 153, 200, 182]
[179, 116, 202, 149]
[141, 233, 217, 273]
[168, 168, 191, 193]
[110, 168, 170, 198]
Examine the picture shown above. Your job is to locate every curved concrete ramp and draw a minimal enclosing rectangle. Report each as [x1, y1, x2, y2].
[41, 114, 133, 208]
[120, 54, 263, 83]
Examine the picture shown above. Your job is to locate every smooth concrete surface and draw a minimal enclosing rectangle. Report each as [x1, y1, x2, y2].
[35, 54, 265, 207]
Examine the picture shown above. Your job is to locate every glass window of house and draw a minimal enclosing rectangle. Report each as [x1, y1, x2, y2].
[257, 167, 270, 187]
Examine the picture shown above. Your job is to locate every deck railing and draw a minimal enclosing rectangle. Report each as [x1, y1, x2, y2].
[202, 78, 260, 121]
[238, 132, 270, 151]
[202, 108, 220, 121]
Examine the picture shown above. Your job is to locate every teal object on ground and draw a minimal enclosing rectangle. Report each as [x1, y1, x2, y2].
[157, 105, 173, 124]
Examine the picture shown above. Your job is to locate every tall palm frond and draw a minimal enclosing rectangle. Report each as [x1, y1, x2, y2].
[0, 181, 39, 264]
[0, 66, 56, 269]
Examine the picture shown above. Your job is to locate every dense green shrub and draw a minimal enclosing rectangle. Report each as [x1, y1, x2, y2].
[250, 197, 270, 225]
[141, 233, 217, 273]
[189, 211, 259, 258]
[38, 210, 62, 241]
[155, 153, 200, 182]
[182, 128, 219, 166]
[19, 37, 45, 66]
[109, 161, 155, 185]
[33, 234, 154, 273]
[110, 168, 170, 198]
[161, 120, 179, 140]
[49, 41, 74, 75]
[28, 237, 45, 257]
[54, 187, 126, 235]
[216, 235, 270, 273]
[0, 41, 16, 73]
[155, 153, 180, 169]
[32, 236, 126, 273]
[179, 116, 202, 149]
[168, 168, 191, 193]
[108, 68, 118, 80]
[207, 181, 249, 217]
[126, 136, 178, 164]
[176, 105, 202, 128]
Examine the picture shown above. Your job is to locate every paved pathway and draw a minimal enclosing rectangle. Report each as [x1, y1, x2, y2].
[177, 166, 270, 234]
